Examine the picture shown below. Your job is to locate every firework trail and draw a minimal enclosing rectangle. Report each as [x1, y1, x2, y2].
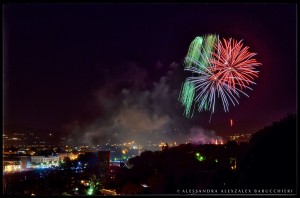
[179, 34, 261, 119]
[179, 80, 195, 118]
[184, 34, 218, 70]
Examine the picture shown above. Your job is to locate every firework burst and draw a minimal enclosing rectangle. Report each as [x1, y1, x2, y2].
[179, 34, 261, 119]
[210, 38, 261, 90]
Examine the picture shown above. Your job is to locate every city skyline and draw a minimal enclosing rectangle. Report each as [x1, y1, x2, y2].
[3, 4, 297, 146]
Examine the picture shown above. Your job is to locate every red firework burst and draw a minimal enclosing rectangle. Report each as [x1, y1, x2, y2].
[210, 38, 261, 90]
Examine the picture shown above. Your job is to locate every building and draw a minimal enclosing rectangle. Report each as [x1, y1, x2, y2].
[3, 159, 21, 173]
[20, 156, 31, 170]
[227, 133, 252, 143]
[30, 155, 60, 165]
[98, 151, 110, 176]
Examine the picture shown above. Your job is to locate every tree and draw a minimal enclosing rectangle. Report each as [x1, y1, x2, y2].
[60, 157, 72, 170]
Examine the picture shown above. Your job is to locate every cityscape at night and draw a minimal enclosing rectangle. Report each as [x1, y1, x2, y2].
[3, 3, 297, 196]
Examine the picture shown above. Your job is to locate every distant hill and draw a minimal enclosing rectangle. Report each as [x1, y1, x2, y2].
[240, 114, 296, 189]
[4, 124, 56, 135]
[4, 124, 62, 146]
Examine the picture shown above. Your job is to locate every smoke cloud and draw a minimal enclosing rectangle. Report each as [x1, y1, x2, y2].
[64, 61, 222, 149]
[65, 62, 182, 147]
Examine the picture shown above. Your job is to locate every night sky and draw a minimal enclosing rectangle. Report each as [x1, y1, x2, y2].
[3, 4, 296, 145]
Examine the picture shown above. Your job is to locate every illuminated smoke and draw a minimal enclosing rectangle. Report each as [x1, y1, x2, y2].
[189, 127, 223, 145]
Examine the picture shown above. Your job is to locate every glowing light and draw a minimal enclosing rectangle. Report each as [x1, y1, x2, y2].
[4, 164, 21, 172]
[195, 152, 206, 162]
[215, 159, 219, 163]
[100, 189, 118, 195]
[87, 187, 94, 195]
[230, 119, 233, 127]
[5, 165, 13, 172]
[122, 149, 127, 155]
[230, 157, 237, 170]
[69, 153, 78, 160]
[141, 184, 150, 188]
